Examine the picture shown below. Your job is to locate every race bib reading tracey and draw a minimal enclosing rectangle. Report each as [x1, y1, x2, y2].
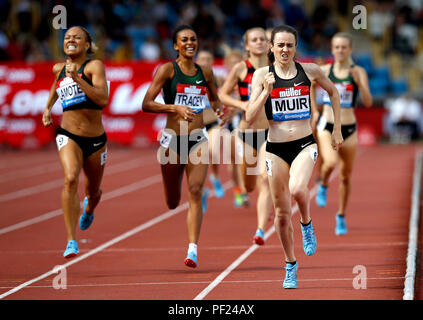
[175, 84, 207, 113]
[270, 86, 310, 121]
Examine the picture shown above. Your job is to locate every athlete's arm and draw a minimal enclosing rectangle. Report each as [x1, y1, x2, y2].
[42, 63, 63, 127]
[218, 61, 248, 111]
[309, 81, 320, 136]
[245, 66, 272, 125]
[202, 65, 224, 122]
[69, 59, 109, 108]
[303, 62, 343, 150]
[142, 62, 196, 121]
[350, 65, 372, 107]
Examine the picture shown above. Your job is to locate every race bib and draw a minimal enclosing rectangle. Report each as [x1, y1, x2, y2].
[56, 76, 87, 109]
[270, 86, 310, 121]
[56, 134, 68, 151]
[159, 131, 172, 149]
[175, 84, 207, 113]
[322, 82, 354, 108]
[101, 147, 107, 166]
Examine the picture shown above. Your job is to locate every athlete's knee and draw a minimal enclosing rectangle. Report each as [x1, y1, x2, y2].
[339, 172, 352, 185]
[63, 172, 79, 190]
[289, 184, 308, 203]
[323, 159, 337, 172]
[188, 183, 203, 199]
[274, 209, 291, 227]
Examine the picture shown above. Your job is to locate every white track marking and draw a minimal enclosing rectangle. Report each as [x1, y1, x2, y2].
[0, 161, 59, 183]
[403, 150, 423, 300]
[0, 155, 156, 202]
[0, 276, 404, 290]
[194, 169, 341, 300]
[0, 182, 233, 299]
[0, 174, 162, 235]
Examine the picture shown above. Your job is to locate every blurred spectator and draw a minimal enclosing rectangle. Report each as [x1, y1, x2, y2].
[391, 5, 419, 56]
[139, 36, 161, 62]
[387, 93, 422, 143]
[368, 1, 394, 41]
[114, 35, 134, 62]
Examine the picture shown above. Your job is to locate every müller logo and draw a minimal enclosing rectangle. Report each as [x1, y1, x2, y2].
[279, 87, 302, 98]
[184, 86, 202, 94]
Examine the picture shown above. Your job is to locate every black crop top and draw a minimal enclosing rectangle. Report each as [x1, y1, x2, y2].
[55, 59, 103, 112]
[265, 62, 311, 121]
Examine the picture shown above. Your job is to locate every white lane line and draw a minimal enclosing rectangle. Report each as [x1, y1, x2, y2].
[0, 276, 404, 290]
[0, 202, 189, 299]
[0, 174, 162, 235]
[0, 181, 233, 299]
[0, 161, 59, 183]
[403, 150, 423, 300]
[194, 169, 341, 301]
[0, 155, 156, 202]
[0, 241, 407, 255]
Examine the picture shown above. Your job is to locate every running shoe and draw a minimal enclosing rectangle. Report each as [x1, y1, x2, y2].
[210, 175, 225, 198]
[184, 251, 198, 268]
[202, 188, 210, 214]
[63, 240, 79, 258]
[316, 183, 328, 207]
[335, 214, 347, 235]
[241, 193, 250, 207]
[79, 196, 94, 230]
[283, 262, 298, 289]
[234, 192, 243, 207]
[253, 228, 265, 245]
[301, 221, 317, 256]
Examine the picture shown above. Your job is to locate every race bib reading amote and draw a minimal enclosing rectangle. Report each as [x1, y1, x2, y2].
[56, 76, 87, 109]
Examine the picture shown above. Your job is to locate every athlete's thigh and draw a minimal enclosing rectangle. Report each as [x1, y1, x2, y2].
[242, 141, 259, 185]
[57, 137, 83, 178]
[264, 152, 291, 209]
[317, 129, 338, 164]
[255, 140, 267, 177]
[289, 144, 318, 189]
[338, 132, 358, 175]
[186, 142, 209, 188]
[83, 145, 107, 191]
[185, 162, 208, 190]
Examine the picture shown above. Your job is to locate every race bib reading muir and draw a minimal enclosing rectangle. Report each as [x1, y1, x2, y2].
[56, 76, 87, 109]
[323, 82, 354, 108]
[175, 84, 207, 113]
[270, 86, 310, 121]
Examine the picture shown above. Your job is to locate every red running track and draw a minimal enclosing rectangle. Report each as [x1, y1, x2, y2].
[0, 142, 421, 301]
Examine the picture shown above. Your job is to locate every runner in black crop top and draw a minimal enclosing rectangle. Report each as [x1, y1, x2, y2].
[264, 62, 311, 122]
[41, 26, 109, 260]
[245, 25, 344, 289]
[56, 59, 103, 111]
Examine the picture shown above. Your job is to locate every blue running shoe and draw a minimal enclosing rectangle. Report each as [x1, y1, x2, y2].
[63, 240, 79, 258]
[253, 228, 265, 245]
[316, 183, 328, 207]
[210, 175, 225, 198]
[202, 188, 210, 214]
[283, 262, 298, 289]
[80, 197, 94, 230]
[335, 214, 347, 235]
[184, 251, 198, 268]
[301, 221, 317, 256]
